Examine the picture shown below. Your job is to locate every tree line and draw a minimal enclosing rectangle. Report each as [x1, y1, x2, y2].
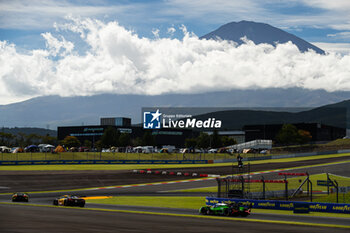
[60, 127, 155, 149]
[2, 124, 313, 150]
[185, 131, 237, 149]
[275, 124, 312, 145]
[60, 128, 238, 150]
[0, 132, 57, 147]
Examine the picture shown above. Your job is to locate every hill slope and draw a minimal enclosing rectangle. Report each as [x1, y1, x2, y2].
[193, 100, 349, 130]
[1, 89, 350, 129]
[201, 21, 324, 54]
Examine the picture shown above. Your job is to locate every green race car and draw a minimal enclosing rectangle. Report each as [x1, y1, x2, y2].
[199, 202, 251, 217]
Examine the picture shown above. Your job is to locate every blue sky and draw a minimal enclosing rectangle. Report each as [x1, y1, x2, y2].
[1, 0, 350, 105]
[0, 0, 350, 51]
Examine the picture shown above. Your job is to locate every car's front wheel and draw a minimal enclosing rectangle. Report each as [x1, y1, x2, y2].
[199, 207, 208, 215]
[240, 212, 249, 217]
[224, 209, 230, 216]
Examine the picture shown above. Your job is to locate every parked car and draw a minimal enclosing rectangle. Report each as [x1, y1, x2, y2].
[208, 149, 217, 153]
[24, 145, 39, 152]
[38, 144, 55, 152]
[0, 146, 11, 153]
[79, 147, 90, 152]
[69, 147, 78, 152]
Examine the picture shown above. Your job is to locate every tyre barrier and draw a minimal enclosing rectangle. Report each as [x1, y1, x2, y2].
[132, 169, 220, 177]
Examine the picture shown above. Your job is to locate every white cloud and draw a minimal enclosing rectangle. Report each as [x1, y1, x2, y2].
[299, 0, 350, 11]
[1, 17, 350, 105]
[163, 0, 260, 18]
[287, 1, 350, 30]
[0, 0, 133, 29]
[167, 27, 176, 36]
[327, 31, 350, 39]
[152, 28, 160, 38]
[313, 42, 350, 55]
[1, 0, 350, 39]
[164, 0, 350, 31]
[41, 32, 74, 56]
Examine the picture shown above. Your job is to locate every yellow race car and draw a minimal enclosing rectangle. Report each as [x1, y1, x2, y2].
[53, 195, 85, 207]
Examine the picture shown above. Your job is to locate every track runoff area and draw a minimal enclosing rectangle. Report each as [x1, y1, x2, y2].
[1, 153, 350, 232]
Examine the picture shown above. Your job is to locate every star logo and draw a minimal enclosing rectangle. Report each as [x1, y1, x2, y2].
[150, 109, 162, 122]
[143, 109, 162, 129]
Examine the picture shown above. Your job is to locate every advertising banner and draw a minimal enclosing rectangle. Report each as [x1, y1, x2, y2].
[206, 197, 350, 214]
[0, 160, 208, 165]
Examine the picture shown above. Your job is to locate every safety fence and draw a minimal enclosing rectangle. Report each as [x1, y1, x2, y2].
[1, 149, 349, 165]
[0, 152, 231, 161]
[0, 160, 209, 165]
[216, 171, 350, 203]
[213, 149, 350, 163]
[206, 197, 350, 214]
[217, 172, 314, 201]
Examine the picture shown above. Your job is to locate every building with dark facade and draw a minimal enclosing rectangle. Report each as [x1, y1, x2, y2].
[58, 115, 346, 148]
[243, 123, 346, 143]
[100, 117, 131, 127]
[57, 117, 197, 148]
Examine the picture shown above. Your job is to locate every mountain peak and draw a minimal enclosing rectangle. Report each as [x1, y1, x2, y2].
[201, 21, 324, 54]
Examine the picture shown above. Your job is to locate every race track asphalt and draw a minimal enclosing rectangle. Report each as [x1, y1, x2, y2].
[1, 155, 350, 193]
[1, 197, 350, 228]
[2, 160, 349, 198]
[1, 204, 349, 233]
[1, 157, 350, 232]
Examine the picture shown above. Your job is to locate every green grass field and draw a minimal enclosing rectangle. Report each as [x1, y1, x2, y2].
[0, 152, 236, 161]
[6, 149, 346, 162]
[86, 196, 205, 209]
[0, 163, 231, 171]
[271, 139, 350, 154]
[313, 193, 350, 203]
[0, 153, 349, 171]
[326, 139, 350, 146]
